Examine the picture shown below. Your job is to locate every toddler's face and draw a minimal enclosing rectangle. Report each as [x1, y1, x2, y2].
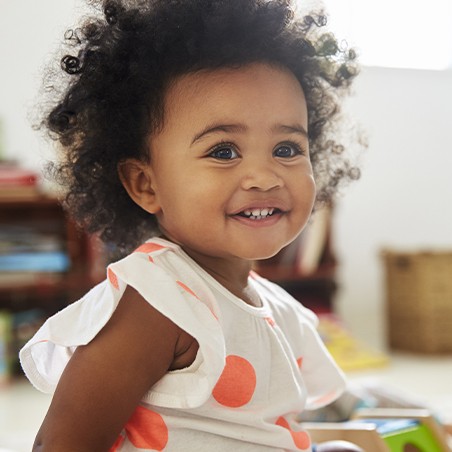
[147, 63, 315, 263]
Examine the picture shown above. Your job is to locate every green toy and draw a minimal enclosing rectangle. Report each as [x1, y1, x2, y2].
[305, 408, 451, 452]
[363, 418, 443, 452]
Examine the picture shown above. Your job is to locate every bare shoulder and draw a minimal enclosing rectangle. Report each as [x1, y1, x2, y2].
[109, 285, 199, 372]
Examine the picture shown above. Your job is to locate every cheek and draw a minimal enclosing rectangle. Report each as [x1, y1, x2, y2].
[155, 176, 220, 228]
[308, 176, 317, 205]
[293, 172, 316, 206]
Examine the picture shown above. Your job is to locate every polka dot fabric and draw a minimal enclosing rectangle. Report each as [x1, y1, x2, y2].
[20, 238, 346, 451]
[124, 406, 169, 450]
[276, 417, 311, 450]
[212, 355, 257, 407]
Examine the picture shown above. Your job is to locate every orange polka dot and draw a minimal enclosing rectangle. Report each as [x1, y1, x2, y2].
[125, 405, 168, 450]
[134, 243, 166, 253]
[109, 433, 125, 451]
[108, 268, 119, 290]
[148, 255, 154, 263]
[276, 416, 311, 450]
[296, 357, 303, 369]
[212, 355, 256, 407]
[176, 280, 219, 320]
[176, 280, 200, 300]
[265, 317, 275, 327]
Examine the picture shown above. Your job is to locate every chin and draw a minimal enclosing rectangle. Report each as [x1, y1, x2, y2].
[242, 245, 285, 261]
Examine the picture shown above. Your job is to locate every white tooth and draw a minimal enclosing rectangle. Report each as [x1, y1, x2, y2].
[244, 210, 252, 217]
[269, 208, 274, 215]
[252, 209, 261, 217]
[261, 208, 269, 216]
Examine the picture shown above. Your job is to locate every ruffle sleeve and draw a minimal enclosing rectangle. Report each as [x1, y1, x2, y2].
[250, 274, 346, 411]
[298, 319, 346, 410]
[19, 240, 226, 410]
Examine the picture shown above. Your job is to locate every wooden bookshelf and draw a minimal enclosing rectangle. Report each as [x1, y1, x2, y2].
[255, 208, 337, 313]
[0, 195, 107, 376]
[0, 196, 105, 312]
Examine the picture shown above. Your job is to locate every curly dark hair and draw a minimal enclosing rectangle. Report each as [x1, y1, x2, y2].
[42, 0, 361, 253]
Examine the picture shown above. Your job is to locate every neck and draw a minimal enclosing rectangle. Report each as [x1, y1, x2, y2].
[180, 246, 258, 306]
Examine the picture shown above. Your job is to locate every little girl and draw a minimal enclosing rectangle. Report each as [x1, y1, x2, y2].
[20, 0, 363, 450]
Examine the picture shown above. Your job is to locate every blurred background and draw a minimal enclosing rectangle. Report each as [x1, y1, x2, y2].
[0, 0, 452, 451]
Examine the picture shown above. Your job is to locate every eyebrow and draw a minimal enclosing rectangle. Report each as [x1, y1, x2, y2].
[191, 122, 308, 145]
[191, 124, 247, 145]
[273, 124, 308, 138]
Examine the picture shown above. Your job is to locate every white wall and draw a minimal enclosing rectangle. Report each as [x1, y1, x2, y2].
[0, 1, 89, 174]
[1, 2, 452, 349]
[335, 66, 452, 349]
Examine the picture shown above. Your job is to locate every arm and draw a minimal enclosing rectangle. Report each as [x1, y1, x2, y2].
[33, 285, 198, 452]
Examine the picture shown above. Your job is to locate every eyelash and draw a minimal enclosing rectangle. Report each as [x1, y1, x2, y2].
[207, 141, 306, 160]
[273, 142, 305, 158]
[208, 142, 239, 160]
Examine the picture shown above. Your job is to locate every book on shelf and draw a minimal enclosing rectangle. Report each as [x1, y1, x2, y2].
[0, 271, 64, 288]
[0, 162, 41, 199]
[0, 308, 46, 378]
[0, 164, 38, 186]
[0, 251, 70, 272]
[0, 226, 65, 254]
[295, 207, 331, 275]
[0, 311, 13, 384]
[0, 222, 70, 287]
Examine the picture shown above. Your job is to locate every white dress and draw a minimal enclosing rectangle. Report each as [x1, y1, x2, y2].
[20, 237, 346, 451]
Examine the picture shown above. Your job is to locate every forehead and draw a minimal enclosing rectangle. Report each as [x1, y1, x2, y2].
[161, 63, 308, 131]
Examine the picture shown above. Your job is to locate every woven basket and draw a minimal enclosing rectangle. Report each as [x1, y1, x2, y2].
[382, 250, 452, 353]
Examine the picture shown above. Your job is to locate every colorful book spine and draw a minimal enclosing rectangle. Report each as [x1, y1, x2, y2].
[0, 311, 13, 385]
[0, 251, 70, 272]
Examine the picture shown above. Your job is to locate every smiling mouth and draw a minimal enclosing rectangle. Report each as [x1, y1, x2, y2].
[236, 208, 282, 220]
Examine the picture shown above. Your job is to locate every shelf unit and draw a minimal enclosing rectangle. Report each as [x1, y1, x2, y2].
[255, 213, 337, 314]
[0, 195, 105, 376]
[0, 196, 104, 312]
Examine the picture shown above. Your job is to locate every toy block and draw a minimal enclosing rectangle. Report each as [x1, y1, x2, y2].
[304, 408, 451, 452]
[353, 408, 451, 452]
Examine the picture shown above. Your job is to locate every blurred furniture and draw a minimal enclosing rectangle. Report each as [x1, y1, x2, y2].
[383, 250, 452, 353]
[255, 207, 337, 313]
[0, 196, 104, 313]
[305, 409, 451, 452]
[0, 196, 105, 376]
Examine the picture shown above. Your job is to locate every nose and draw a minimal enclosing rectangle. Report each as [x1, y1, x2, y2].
[240, 159, 284, 192]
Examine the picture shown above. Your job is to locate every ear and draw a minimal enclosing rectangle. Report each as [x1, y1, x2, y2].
[118, 159, 161, 214]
